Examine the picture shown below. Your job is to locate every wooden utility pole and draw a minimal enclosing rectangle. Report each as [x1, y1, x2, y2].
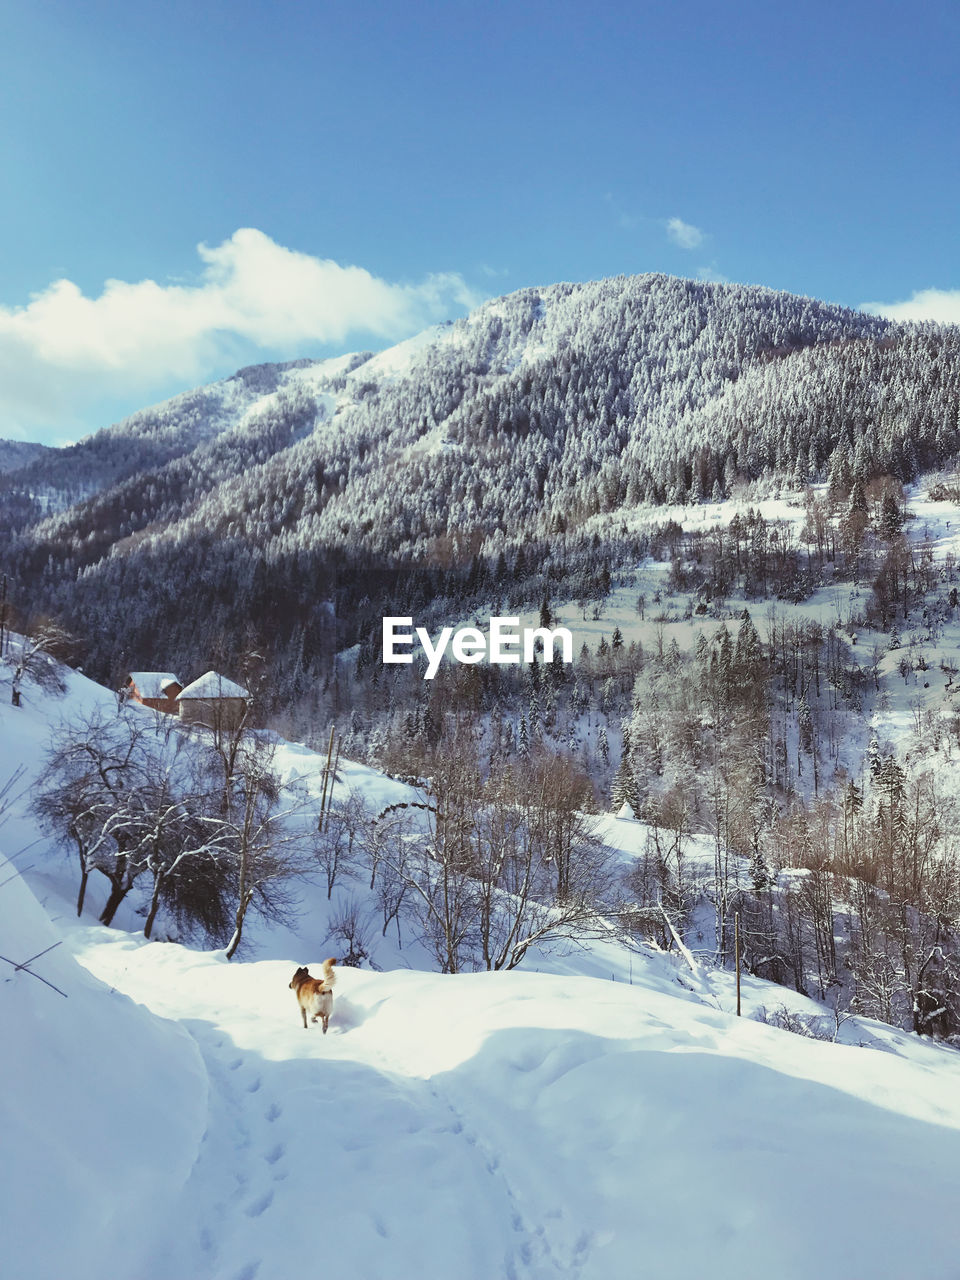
[735, 910, 742, 1016]
[0, 574, 7, 659]
[318, 724, 336, 833]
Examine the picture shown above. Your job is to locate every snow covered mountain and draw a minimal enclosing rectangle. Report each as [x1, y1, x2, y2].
[4, 271, 959, 694]
[0, 438, 49, 475]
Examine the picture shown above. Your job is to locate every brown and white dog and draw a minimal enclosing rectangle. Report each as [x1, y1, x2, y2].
[289, 959, 337, 1032]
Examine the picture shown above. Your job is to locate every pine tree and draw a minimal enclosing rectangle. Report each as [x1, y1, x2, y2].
[750, 847, 772, 892]
[844, 779, 863, 816]
[807, 441, 819, 482]
[879, 490, 903, 539]
[528, 690, 542, 740]
[610, 755, 640, 813]
[797, 691, 813, 752]
[735, 611, 764, 684]
[844, 477, 869, 546]
[826, 445, 852, 504]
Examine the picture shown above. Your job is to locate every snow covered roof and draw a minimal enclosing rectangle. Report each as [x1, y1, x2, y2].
[128, 672, 181, 698]
[177, 671, 250, 700]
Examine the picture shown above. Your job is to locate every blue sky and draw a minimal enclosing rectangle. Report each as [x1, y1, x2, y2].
[2, 0, 958, 443]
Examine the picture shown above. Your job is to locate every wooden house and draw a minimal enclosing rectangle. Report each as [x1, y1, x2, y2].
[125, 672, 183, 714]
[176, 671, 250, 731]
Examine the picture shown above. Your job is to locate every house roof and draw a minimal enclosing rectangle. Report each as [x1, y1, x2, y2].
[177, 671, 250, 700]
[128, 672, 182, 698]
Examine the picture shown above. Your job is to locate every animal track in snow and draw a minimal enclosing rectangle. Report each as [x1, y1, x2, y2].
[264, 1143, 285, 1165]
[246, 1190, 274, 1218]
[265, 1102, 282, 1122]
[573, 1230, 594, 1263]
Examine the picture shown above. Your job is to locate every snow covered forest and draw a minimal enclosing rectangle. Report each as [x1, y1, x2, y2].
[3, 272, 959, 690]
[5, 271, 960, 1040]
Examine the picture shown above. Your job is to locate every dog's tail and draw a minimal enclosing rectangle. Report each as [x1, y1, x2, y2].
[320, 957, 337, 990]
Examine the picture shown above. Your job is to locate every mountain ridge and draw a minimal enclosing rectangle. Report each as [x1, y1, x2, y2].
[2, 270, 959, 688]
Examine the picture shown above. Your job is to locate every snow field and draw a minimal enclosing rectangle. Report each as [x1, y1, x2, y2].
[60, 922, 960, 1280]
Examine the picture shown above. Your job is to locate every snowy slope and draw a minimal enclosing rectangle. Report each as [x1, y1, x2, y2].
[20, 903, 960, 1280]
[0, 856, 206, 1280]
[5, 661, 960, 1278]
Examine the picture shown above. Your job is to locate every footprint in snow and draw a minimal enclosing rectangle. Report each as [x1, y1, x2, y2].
[266, 1102, 282, 1122]
[246, 1077, 262, 1094]
[235, 1264, 260, 1280]
[264, 1143, 285, 1165]
[573, 1230, 593, 1262]
[229, 1058, 243, 1071]
[246, 1190, 274, 1218]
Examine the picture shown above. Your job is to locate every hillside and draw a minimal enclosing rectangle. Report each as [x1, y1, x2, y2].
[0, 439, 49, 475]
[5, 273, 960, 1049]
[4, 272, 959, 696]
[5, 657, 960, 1279]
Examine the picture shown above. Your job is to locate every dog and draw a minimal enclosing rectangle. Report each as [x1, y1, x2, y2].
[289, 959, 337, 1032]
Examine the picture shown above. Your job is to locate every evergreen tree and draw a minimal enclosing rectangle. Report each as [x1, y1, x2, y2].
[750, 847, 772, 893]
[610, 755, 640, 813]
[879, 490, 903, 539]
[797, 691, 813, 752]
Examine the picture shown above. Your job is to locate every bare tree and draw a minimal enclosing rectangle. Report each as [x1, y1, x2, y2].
[473, 756, 615, 971]
[214, 742, 311, 959]
[313, 788, 366, 899]
[359, 748, 616, 973]
[33, 709, 155, 923]
[324, 896, 379, 968]
[5, 620, 73, 706]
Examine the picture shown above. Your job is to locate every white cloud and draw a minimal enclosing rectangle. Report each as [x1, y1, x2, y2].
[0, 229, 479, 436]
[861, 287, 960, 325]
[696, 265, 729, 284]
[665, 217, 705, 250]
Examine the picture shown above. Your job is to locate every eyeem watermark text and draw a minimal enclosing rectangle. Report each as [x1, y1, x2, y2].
[383, 617, 574, 680]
